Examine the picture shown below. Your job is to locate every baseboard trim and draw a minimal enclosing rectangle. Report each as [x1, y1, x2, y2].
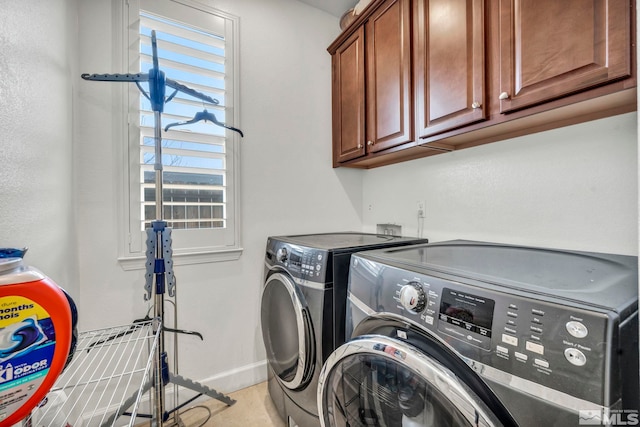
[182, 359, 269, 395]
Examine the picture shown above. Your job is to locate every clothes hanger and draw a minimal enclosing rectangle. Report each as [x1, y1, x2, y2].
[164, 109, 244, 137]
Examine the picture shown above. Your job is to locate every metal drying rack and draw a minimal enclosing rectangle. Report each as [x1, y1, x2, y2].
[23, 320, 160, 426]
[25, 29, 243, 426]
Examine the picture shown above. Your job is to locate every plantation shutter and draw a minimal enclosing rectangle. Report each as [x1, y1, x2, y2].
[139, 12, 229, 231]
[120, 0, 241, 266]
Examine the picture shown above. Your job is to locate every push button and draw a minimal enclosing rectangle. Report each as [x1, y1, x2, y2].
[566, 321, 588, 339]
[564, 348, 587, 366]
[514, 351, 528, 362]
[534, 358, 549, 368]
[496, 345, 509, 355]
[502, 334, 518, 347]
[526, 341, 544, 355]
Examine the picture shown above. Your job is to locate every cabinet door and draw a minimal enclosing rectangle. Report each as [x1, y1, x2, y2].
[365, 0, 413, 153]
[498, 0, 631, 113]
[415, 0, 485, 138]
[332, 27, 366, 163]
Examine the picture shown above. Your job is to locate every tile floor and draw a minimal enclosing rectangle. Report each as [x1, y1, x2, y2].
[164, 381, 286, 427]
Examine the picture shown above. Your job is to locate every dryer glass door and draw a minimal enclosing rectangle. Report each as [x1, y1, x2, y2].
[318, 335, 504, 427]
[261, 272, 314, 390]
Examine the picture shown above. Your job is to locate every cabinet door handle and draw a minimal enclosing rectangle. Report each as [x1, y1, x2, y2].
[367, 140, 374, 146]
[499, 92, 510, 100]
[471, 101, 481, 109]
[357, 142, 363, 149]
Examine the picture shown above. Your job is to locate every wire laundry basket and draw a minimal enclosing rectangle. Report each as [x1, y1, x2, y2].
[21, 319, 161, 427]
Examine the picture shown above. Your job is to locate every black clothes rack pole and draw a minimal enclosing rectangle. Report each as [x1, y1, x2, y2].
[82, 30, 240, 426]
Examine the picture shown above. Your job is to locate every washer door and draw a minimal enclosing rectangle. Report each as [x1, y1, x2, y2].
[318, 335, 512, 427]
[261, 272, 315, 390]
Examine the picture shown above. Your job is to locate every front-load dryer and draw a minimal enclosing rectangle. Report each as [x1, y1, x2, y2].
[261, 232, 428, 427]
[318, 240, 639, 427]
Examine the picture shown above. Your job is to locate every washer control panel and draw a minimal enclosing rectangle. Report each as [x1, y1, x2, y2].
[266, 239, 328, 282]
[349, 258, 615, 406]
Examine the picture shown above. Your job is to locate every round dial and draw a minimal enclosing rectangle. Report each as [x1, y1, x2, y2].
[276, 247, 288, 263]
[399, 282, 427, 313]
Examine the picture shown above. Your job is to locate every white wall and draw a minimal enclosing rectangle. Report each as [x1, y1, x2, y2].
[363, 112, 638, 256]
[74, 0, 362, 394]
[0, 0, 79, 296]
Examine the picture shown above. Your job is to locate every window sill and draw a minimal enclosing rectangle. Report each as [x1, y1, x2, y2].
[118, 247, 244, 271]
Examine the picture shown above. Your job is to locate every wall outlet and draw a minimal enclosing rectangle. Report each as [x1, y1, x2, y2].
[377, 223, 402, 236]
[417, 201, 425, 218]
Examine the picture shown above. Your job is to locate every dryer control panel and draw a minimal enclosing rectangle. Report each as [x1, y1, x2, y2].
[348, 255, 624, 408]
[266, 238, 329, 283]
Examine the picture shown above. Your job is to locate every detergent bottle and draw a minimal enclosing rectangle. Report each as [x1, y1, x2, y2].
[0, 255, 75, 426]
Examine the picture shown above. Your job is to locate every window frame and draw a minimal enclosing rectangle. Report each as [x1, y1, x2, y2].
[116, 0, 242, 270]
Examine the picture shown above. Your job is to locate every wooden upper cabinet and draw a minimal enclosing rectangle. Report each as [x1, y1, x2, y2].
[365, 0, 413, 153]
[332, 27, 366, 163]
[415, 0, 486, 138]
[498, 0, 632, 113]
[328, 0, 634, 168]
[330, 0, 412, 164]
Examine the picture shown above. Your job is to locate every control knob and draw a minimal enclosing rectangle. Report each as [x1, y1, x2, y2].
[276, 247, 288, 263]
[399, 282, 426, 313]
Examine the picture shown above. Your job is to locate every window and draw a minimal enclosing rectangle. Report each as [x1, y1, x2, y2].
[119, 0, 241, 268]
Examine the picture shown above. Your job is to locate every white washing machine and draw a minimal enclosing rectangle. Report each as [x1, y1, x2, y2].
[318, 240, 639, 426]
